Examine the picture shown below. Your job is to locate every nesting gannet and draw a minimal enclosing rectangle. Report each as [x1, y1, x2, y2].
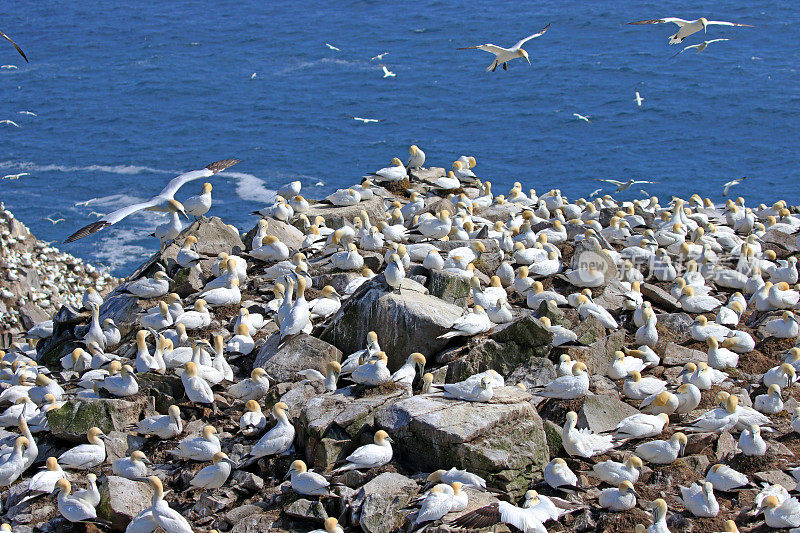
[609, 412, 669, 441]
[738, 424, 766, 456]
[458, 23, 550, 72]
[287, 459, 334, 496]
[368, 158, 407, 182]
[135, 404, 183, 439]
[599, 481, 639, 511]
[101, 362, 138, 397]
[680, 481, 719, 517]
[762, 495, 800, 528]
[240, 400, 267, 436]
[125, 271, 172, 299]
[332, 430, 393, 473]
[196, 277, 241, 307]
[754, 384, 784, 414]
[58, 427, 107, 469]
[634, 432, 688, 465]
[426, 467, 486, 490]
[169, 425, 220, 461]
[562, 411, 614, 458]
[438, 306, 492, 339]
[628, 17, 753, 44]
[440, 376, 494, 402]
[544, 458, 582, 491]
[534, 362, 589, 399]
[351, 351, 391, 386]
[29, 456, 67, 493]
[112, 450, 150, 480]
[622, 370, 666, 400]
[190, 451, 234, 489]
[705, 463, 749, 492]
[680, 394, 739, 432]
[228, 367, 270, 402]
[592, 456, 643, 486]
[390, 352, 426, 386]
[763, 362, 797, 388]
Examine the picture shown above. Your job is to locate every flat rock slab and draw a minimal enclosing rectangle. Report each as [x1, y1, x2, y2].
[352, 472, 418, 533]
[48, 397, 154, 442]
[663, 341, 707, 366]
[642, 283, 680, 311]
[304, 196, 386, 229]
[376, 387, 548, 498]
[577, 394, 640, 434]
[254, 333, 342, 382]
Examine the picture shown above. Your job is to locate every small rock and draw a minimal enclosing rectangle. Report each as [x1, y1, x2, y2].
[716, 431, 737, 460]
[577, 394, 639, 434]
[755, 470, 797, 491]
[285, 499, 327, 522]
[230, 470, 265, 492]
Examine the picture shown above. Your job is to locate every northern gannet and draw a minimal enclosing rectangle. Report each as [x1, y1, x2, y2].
[438, 306, 492, 339]
[534, 362, 589, 399]
[562, 411, 614, 458]
[671, 38, 730, 58]
[680, 481, 719, 517]
[287, 459, 333, 496]
[0, 30, 27, 62]
[112, 450, 151, 480]
[135, 404, 183, 439]
[146, 476, 194, 533]
[183, 182, 213, 218]
[190, 451, 234, 489]
[58, 427, 107, 469]
[181, 361, 214, 404]
[544, 458, 582, 491]
[704, 463, 749, 491]
[457, 23, 551, 72]
[29, 456, 67, 493]
[54, 478, 98, 523]
[228, 367, 271, 401]
[332, 429, 393, 473]
[250, 402, 295, 458]
[407, 144, 425, 170]
[65, 159, 238, 242]
[628, 17, 753, 45]
[169, 425, 220, 461]
[240, 400, 267, 436]
[592, 456, 643, 486]
[598, 481, 639, 511]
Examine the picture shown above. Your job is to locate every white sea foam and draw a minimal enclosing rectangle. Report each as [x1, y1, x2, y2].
[0, 160, 175, 176]
[221, 171, 277, 204]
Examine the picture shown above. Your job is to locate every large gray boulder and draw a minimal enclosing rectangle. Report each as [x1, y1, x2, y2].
[570, 238, 618, 283]
[426, 270, 471, 307]
[253, 333, 342, 382]
[320, 277, 463, 368]
[303, 196, 386, 230]
[97, 475, 154, 530]
[436, 315, 553, 383]
[299, 386, 409, 469]
[351, 472, 418, 533]
[243, 217, 305, 251]
[376, 387, 549, 498]
[99, 290, 143, 338]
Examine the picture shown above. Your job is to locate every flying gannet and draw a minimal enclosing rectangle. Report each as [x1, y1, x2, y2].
[0, 30, 27, 63]
[458, 23, 551, 72]
[671, 39, 730, 58]
[627, 17, 753, 44]
[65, 158, 239, 242]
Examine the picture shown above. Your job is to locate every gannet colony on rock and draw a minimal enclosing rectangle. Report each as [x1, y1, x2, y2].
[1, 149, 800, 533]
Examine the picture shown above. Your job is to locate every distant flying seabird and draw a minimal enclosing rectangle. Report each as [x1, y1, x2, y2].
[723, 177, 746, 196]
[627, 17, 753, 44]
[325, 43, 341, 52]
[65, 159, 240, 243]
[573, 113, 592, 124]
[595, 178, 659, 192]
[635, 89, 644, 108]
[0, 30, 27, 62]
[380, 65, 396, 78]
[346, 115, 384, 123]
[370, 52, 389, 61]
[670, 39, 730, 58]
[458, 23, 551, 72]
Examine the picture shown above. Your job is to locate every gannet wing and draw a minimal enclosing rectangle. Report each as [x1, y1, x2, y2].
[706, 20, 754, 27]
[706, 38, 732, 44]
[670, 45, 697, 58]
[628, 18, 689, 27]
[513, 23, 551, 49]
[595, 179, 624, 186]
[158, 159, 240, 199]
[457, 44, 507, 56]
[0, 30, 27, 63]
[64, 199, 160, 242]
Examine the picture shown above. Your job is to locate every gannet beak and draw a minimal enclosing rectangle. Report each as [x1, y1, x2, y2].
[179, 209, 190, 221]
[525, 56, 531, 66]
[632, 489, 642, 498]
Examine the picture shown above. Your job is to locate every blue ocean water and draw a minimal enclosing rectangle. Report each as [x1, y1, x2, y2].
[1, 1, 798, 274]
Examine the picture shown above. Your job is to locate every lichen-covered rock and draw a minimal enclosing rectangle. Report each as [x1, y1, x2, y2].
[97, 475, 154, 530]
[350, 472, 418, 533]
[47, 397, 154, 442]
[376, 387, 549, 498]
[320, 277, 462, 368]
[426, 270, 470, 307]
[254, 333, 342, 383]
